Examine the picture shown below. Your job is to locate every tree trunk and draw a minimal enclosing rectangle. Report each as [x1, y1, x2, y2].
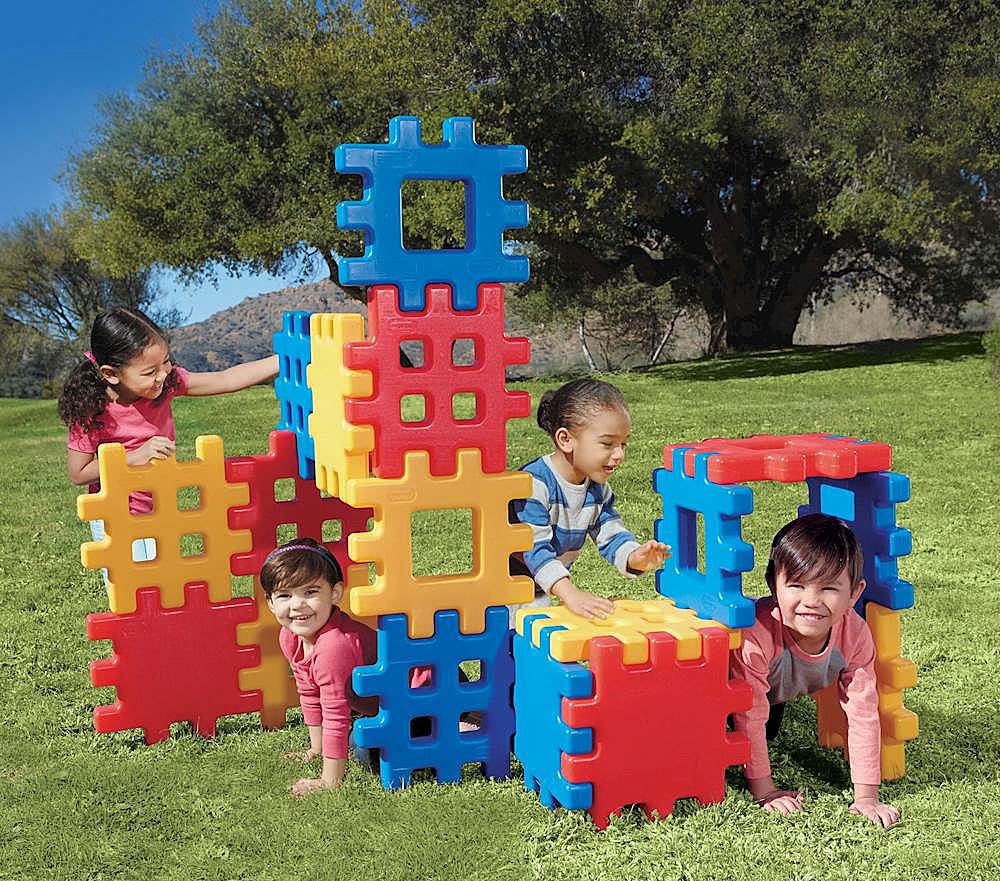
[577, 316, 598, 371]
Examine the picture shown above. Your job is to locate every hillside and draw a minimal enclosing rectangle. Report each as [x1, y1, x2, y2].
[168, 280, 585, 378]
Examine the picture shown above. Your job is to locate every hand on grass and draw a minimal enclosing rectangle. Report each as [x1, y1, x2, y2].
[851, 798, 901, 828]
[290, 777, 333, 798]
[627, 541, 671, 573]
[757, 789, 806, 815]
[551, 579, 614, 619]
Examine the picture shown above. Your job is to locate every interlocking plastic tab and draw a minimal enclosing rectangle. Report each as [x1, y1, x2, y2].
[335, 116, 529, 311]
[663, 434, 893, 484]
[344, 283, 530, 478]
[514, 598, 741, 665]
[353, 607, 515, 789]
[306, 312, 375, 498]
[78, 435, 252, 614]
[87, 584, 261, 744]
[344, 448, 534, 638]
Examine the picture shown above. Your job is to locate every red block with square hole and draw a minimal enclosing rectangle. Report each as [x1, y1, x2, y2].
[343, 283, 531, 478]
[561, 628, 751, 829]
[225, 430, 372, 576]
[87, 583, 262, 744]
[663, 433, 892, 484]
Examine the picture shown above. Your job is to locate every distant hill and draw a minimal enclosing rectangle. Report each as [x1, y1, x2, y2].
[168, 279, 585, 377]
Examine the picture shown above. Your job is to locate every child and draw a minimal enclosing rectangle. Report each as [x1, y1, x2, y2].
[729, 513, 901, 828]
[509, 378, 669, 622]
[261, 538, 477, 796]
[261, 538, 379, 796]
[59, 308, 278, 560]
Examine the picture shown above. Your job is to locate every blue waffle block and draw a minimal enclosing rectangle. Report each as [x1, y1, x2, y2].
[273, 311, 315, 480]
[653, 448, 756, 628]
[512, 614, 593, 811]
[799, 471, 914, 613]
[335, 116, 529, 312]
[352, 606, 515, 789]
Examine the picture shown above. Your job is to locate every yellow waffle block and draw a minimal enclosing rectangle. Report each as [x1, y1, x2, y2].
[307, 313, 374, 497]
[236, 577, 299, 729]
[344, 448, 534, 638]
[515, 598, 741, 664]
[812, 602, 918, 780]
[78, 435, 253, 614]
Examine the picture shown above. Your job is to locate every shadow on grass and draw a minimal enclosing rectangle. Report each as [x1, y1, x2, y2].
[639, 333, 984, 383]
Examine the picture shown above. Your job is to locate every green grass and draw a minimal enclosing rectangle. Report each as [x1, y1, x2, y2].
[1, 333, 998, 880]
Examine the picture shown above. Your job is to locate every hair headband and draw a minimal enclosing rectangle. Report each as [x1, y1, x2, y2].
[263, 543, 339, 568]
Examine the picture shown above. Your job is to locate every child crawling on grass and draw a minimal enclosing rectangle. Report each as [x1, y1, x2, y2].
[261, 538, 475, 795]
[729, 513, 900, 828]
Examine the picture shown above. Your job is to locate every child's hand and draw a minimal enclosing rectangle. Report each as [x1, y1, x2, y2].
[627, 540, 671, 574]
[551, 579, 615, 620]
[290, 777, 333, 798]
[127, 435, 175, 466]
[850, 798, 901, 828]
[757, 789, 806, 815]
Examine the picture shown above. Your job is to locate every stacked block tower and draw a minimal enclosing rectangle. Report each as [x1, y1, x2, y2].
[77, 115, 539, 788]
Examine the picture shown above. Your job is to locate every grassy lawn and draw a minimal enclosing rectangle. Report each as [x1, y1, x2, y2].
[1, 333, 997, 881]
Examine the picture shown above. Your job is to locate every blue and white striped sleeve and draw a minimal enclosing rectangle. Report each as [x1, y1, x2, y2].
[510, 474, 570, 593]
[589, 486, 640, 577]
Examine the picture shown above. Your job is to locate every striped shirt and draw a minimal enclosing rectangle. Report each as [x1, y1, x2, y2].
[510, 453, 640, 593]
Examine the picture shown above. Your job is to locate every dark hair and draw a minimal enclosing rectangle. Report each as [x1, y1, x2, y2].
[259, 537, 345, 598]
[765, 513, 864, 592]
[536, 378, 628, 438]
[58, 308, 180, 431]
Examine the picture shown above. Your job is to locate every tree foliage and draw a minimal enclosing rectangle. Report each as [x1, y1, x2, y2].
[0, 209, 171, 342]
[69, 0, 1000, 351]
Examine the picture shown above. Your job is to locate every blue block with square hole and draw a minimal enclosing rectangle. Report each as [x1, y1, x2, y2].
[334, 116, 529, 312]
[273, 311, 315, 480]
[653, 448, 756, 629]
[352, 606, 515, 789]
[513, 615, 594, 811]
[799, 471, 914, 613]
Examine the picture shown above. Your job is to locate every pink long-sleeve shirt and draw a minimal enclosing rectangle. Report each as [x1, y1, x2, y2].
[730, 596, 881, 786]
[279, 608, 431, 759]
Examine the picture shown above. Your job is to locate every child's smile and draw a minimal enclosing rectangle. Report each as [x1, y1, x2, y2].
[774, 566, 864, 653]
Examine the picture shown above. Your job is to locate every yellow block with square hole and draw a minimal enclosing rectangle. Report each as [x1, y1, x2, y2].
[77, 435, 252, 614]
[344, 448, 534, 638]
[812, 602, 918, 780]
[307, 313, 374, 497]
[515, 598, 741, 665]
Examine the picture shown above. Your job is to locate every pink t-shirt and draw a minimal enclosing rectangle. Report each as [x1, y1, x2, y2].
[67, 367, 190, 514]
[730, 595, 881, 786]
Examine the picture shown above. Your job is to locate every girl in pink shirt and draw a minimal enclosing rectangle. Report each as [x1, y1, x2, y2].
[59, 308, 278, 560]
[729, 513, 900, 828]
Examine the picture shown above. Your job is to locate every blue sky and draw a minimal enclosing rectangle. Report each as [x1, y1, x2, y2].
[0, 1, 318, 325]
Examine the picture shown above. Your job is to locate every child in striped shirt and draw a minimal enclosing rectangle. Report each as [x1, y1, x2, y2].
[509, 379, 669, 622]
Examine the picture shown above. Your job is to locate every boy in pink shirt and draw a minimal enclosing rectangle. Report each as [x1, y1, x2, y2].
[730, 513, 900, 828]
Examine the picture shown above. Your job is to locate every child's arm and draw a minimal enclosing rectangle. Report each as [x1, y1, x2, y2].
[840, 623, 900, 827]
[513, 490, 614, 619]
[730, 621, 806, 814]
[184, 355, 279, 396]
[68, 437, 176, 485]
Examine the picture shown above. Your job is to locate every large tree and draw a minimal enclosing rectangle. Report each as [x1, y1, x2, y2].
[432, 0, 1000, 350]
[70, 0, 1000, 351]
